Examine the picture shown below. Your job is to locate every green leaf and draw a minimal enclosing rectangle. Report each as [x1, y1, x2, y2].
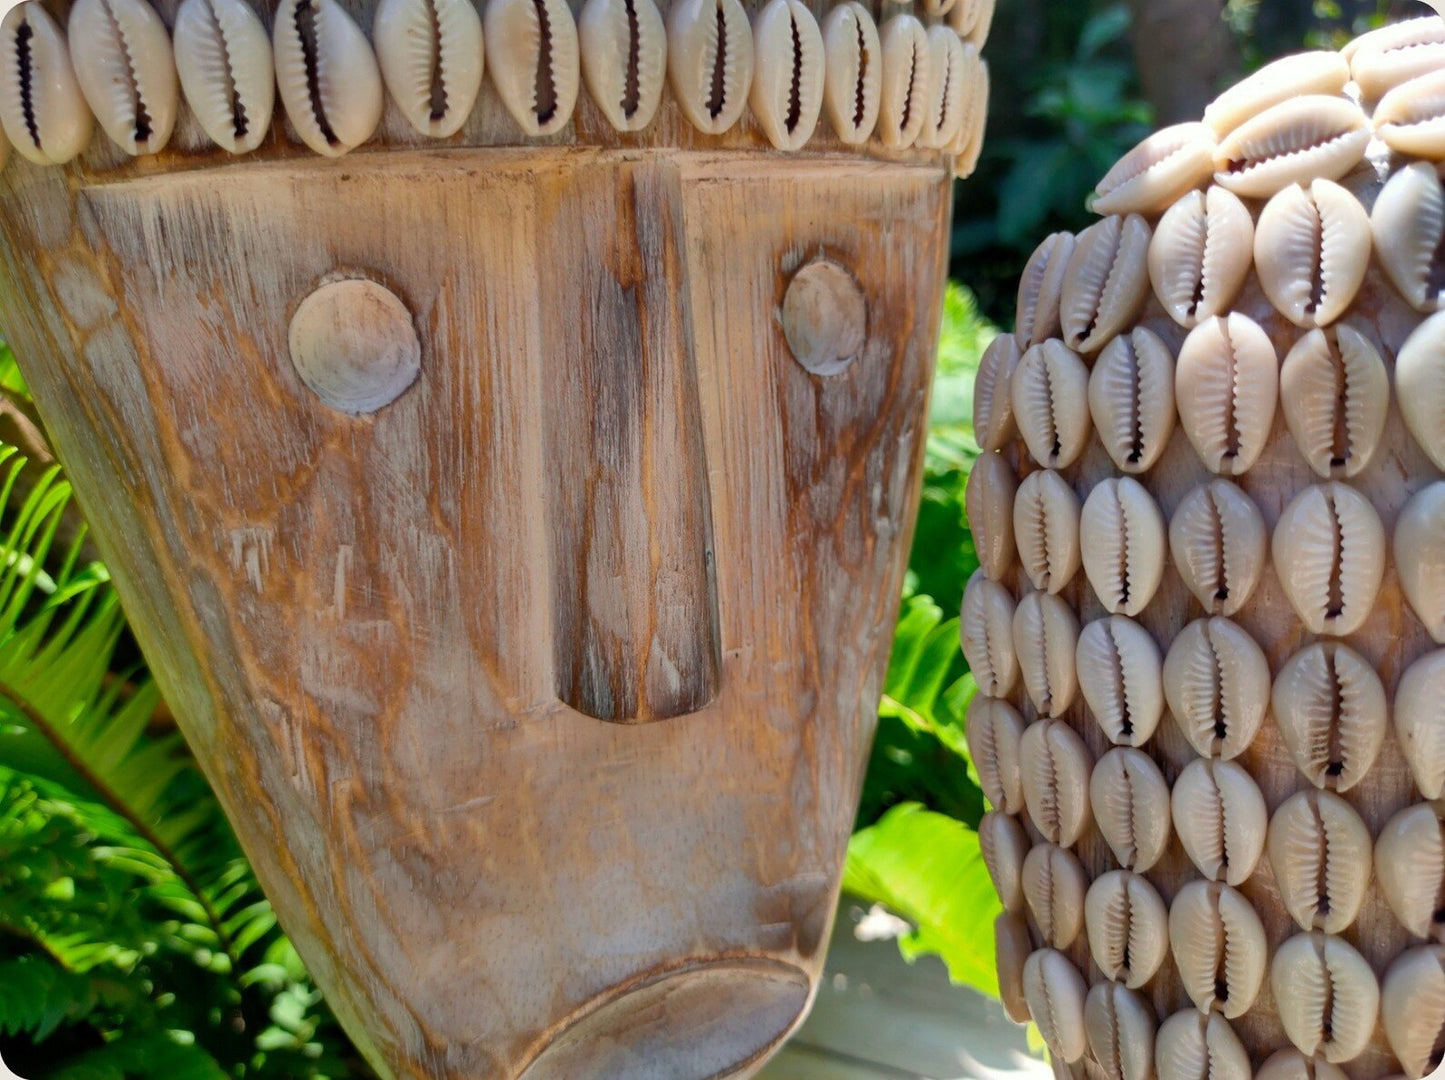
[843, 804, 1003, 996]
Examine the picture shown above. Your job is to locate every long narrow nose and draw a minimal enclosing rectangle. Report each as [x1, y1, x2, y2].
[537, 158, 721, 724]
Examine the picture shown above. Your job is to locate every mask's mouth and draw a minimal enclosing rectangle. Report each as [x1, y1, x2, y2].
[515, 956, 812, 1080]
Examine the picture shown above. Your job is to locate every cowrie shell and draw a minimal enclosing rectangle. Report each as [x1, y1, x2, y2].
[1272, 482, 1385, 637]
[1023, 948, 1088, 1064]
[960, 570, 1018, 698]
[1163, 617, 1270, 761]
[1092, 122, 1216, 216]
[1022, 842, 1087, 949]
[1377, 802, 1445, 941]
[974, 333, 1020, 452]
[1090, 746, 1171, 873]
[1382, 945, 1445, 1078]
[1167, 480, 1267, 618]
[374, 0, 484, 138]
[274, 0, 383, 156]
[1272, 641, 1387, 792]
[0, 3, 92, 165]
[876, 14, 928, 150]
[173, 0, 275, 154]
[68, 0, 178, 155]
[1076, 615, 1164, 746]
[1396, 483, 1445, 642]
[1013, 468, 1081, 595]
[1149, 186, 1254, 331]
[1268, 788, 1372, 934]
[1271, 931, 1380, 1063]
[1254, 179, 1372, 329]
[1012, 339, 1091, 469]
[1155, 1011, 1251, 1080]
[1203, 50, 1350, 138]
[1085, 869, 1168, 989]
[1169, 879, 1268, 1018]
[1079, 477, 1166, 618]
[1213, 95, 1371, 200]
[1175, 313, 1279, 476]
[666, 0, 752, 135]
[1171, 757, 1267, 885]
[819, 1, 879, 145]
[949, 0, 994, 49]
[578, 0, 664, 132]
[965, 695, 1024, 814]
[1372, 162, 1445, 312]
[949, 42, 986, 177]
[1398, 311, 1445, 472]
[749, 0, 823, 151]
[485, 0, 580, 136]
[916, 24, 964, 150]
[1350, 16, 1445, 102]
[1376, 68, 1445, 159]
[1085, 981, 1156, 1080]
[1255, 1049, 1350, 1080]
[1088, 326, 1176, 474]
[995, 912, 1033, 1025]
[1060, 214, 1152, 355]
[980, 811, 1030, 912]
[1016, 232, 1075, 349]
[1019, 718, 1093, 847]
[1394, 648, 1445, 800]
[1012, 590, 1079, 719]
[965, 452, 1017, 581]
[1280, 325, 1389, 479]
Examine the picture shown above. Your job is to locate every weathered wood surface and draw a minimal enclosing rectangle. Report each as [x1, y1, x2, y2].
[0, 142, 951, 1079]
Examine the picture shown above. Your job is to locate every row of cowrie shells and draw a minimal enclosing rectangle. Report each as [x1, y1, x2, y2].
[1087, 17, 1445, 217]
[0, 0, 990, 169]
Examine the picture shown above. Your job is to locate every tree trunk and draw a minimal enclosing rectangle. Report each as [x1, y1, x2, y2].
[1127, 0, 1238, 125]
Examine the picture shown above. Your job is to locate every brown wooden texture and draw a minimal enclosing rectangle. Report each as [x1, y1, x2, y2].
[0, 147, 951, 1078]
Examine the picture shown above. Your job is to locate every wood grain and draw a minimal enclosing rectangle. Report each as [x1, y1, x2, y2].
[0, 146, 951, 1078]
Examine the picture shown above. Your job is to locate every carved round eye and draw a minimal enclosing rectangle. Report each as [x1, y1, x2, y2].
[780, 259, 867, 377]
[289, 277, 422, 414]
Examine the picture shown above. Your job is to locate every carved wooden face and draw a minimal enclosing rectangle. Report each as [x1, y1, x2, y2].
[0, 150, 950, 1078]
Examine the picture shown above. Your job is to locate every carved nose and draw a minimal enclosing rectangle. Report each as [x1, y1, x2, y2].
[540, 160, 721, 724]
[516, 959, 810, 1080]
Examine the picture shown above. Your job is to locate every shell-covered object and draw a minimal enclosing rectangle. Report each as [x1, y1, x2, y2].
[969, 17, 1445, 1078]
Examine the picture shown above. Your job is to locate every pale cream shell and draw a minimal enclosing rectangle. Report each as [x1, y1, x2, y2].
[1271, 931, 1380, 1063]
[1271, 640, 1387, 792]
[578, 0, 665, 132]
[1271, 482, 1385, 638]
[1155, 1011, 1251, 1080]
[1076, 614, 1164, 747]
[1086, 869, 1168, 989]
[1267, 788, 1372, 934]
[1376, 68, 1445, 159]
[1397, 310, 1445, 472]
[1381, 944, 1445, 1079]
[666, 0, 752, 134]
[173, 0, 276, 154]
[1372, 161, 1445, 312]
[1019, 718, 1093, 848]
[1148, 186, 1254, 330]
[1022, 842, 1087, 949]
[1060, 213, 1152, 355]
[1171, 757, 1267, 886]
[68, 0, 178, 155]
[1203, 50, 1350, 138]
[1012, 339, 1092, 470]
[1013, 468, 1081, 595]
[1088, 326, 1176, 474]
[1395, 482, 1445, 643]
[1090, 746, 1171, 873]
[485, 0, 580, 136]
[1016, 232, 1075, 349]
[0, 3, 93, 166]
[749, 0, 824, 151]
[960, 569, 1018, 699]
[965, 695, 1025, 815]
[1079, 476, 1166, 618]
[1163, 616, 1271, 761]
[374, 0, 485, 137]
[1023, 948, 1089, 1064]
[1175, 313, 1279, 477]
[1279, 324, 1390, 479]
[964, 451, 1017, 582]
[274, 0, 384, 156]
[1092, 121, 1216, 216]
[1012, 589, 1079, 719]
[1376, 802, 1445, 942]
[1254, 179, 1372, 329]
[876, 13, 928, 150]
[819, 1, 880, 145]
[1167, 479, 1267, 618]
[1169, 879, 1268, 1018]
[1394, 648, 1445, 801]
[1213, 95, 1371, 200]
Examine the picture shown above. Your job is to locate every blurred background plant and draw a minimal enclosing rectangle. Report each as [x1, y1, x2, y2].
[0, 0, 1438, 1075]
